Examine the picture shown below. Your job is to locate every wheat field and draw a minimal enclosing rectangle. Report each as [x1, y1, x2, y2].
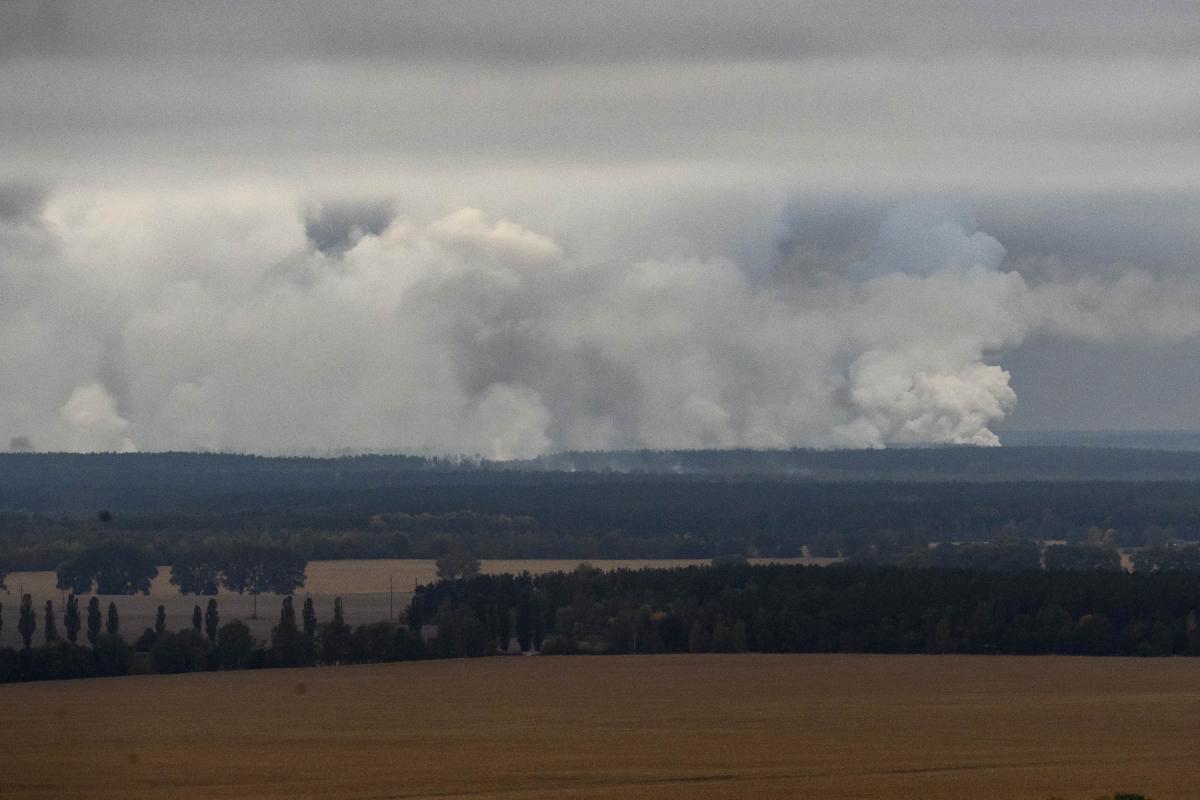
[1, 653, 1194, 799]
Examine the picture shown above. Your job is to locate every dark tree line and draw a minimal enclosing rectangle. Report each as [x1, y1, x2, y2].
[6, 450, 1200, 517]
[0, 593, 427, 684]
[49, 542, 306, 613]
[10, 477, 1200, 571]
[409, 563, 1200, 658]
[13, 562, 1200, 684]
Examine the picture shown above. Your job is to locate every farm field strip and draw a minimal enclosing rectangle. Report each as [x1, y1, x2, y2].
[1, 654, 1196, 799]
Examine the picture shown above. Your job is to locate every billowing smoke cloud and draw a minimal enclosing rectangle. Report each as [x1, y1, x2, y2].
[1, 187, 1198, 455]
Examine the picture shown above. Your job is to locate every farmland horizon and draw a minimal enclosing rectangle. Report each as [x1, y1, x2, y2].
[4, 2, 1199, 796]
[0, 654, 1183, 799]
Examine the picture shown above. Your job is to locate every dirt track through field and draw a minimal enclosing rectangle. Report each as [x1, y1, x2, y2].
[2, 654, 1198, 799]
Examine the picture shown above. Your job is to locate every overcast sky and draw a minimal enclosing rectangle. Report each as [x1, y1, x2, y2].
[2, 1, 1198, 454]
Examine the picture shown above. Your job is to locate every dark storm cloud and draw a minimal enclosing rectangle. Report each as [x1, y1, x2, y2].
[977, 194, 1200, 278]
[775, 192, 1200, 281]
[0, 181, 49, 224]
[304, 200, 396, 256]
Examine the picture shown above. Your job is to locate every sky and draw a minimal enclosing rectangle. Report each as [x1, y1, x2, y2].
[2, 1, 1199, 455]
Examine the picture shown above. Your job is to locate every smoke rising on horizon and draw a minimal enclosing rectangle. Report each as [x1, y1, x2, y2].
[3, 2, 1200, 453]
[2, 190, 1198, 456]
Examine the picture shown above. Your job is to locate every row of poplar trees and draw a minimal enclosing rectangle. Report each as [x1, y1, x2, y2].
[0, 594, 226, 650]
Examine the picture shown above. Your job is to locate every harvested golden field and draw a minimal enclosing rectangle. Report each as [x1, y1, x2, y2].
[2, 654, 1196, 799]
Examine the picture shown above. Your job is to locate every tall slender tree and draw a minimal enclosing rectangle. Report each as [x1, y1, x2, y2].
[497, 603, 511, 652]
[204, 598, 219, 643]
[44, 600, 58, 643]
[272, 596, 305, 666]
[333, 596, 345, 628]
[531, 592, 545, 651]
[18, 594, 35, 649]
[64, 594, 81, 644]
[318, 596, 351, 664]
[155, 605, 166, 635]
[106, 601, 120, 636]
[516, 593, 534, 652]
[302, 597, 317, 638]
[279, 596, 296, 630]
[87, 597, 102, 643]
[192, 605, 203, 632]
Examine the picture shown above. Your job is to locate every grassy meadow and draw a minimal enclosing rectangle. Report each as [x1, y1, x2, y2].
[0, 653, 1192, 799]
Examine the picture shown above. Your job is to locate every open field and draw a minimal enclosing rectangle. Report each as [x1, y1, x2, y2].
[0, 558, 825, 648]
[1, 654, 1196, 799]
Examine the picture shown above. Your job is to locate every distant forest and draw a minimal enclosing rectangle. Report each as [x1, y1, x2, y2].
[6, 448, 1200, 515]
[4, 450, 1200, 571]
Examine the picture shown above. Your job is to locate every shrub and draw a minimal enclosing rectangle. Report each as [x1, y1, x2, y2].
[92, 633, 131, 677]
[150, 630, 210, 674]
[538, 635, 578, 655]
[215, 620, 254, 670]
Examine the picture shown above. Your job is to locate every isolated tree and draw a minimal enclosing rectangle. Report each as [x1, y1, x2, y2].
[64, 594, 81, 644]
[435, 543, 480, 581]
[87, 597, 102, 643]
[192, 605, 203, 633]
[44, 600, 58, 643]
[204, 598, 219, 643]
[302, 597, 317, 638]
[169, 549, 222, 595]
[220, 543, 307, 619]
[155, 605, 166, 636]
[106, 601, 120, 636]
[56, 542, 158, 595]
[17, 594, 35, 649]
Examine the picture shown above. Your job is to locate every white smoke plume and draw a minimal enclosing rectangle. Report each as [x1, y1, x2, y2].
[1, 189, 1196, 455]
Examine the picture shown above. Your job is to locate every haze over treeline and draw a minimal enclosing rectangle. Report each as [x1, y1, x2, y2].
[4, 450, 1200, 570]
[4, 447, 1200, 513]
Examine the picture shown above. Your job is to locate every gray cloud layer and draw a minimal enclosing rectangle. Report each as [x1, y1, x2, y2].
[1, 2, 1199, 450]
[6, 2, 1200, 62]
